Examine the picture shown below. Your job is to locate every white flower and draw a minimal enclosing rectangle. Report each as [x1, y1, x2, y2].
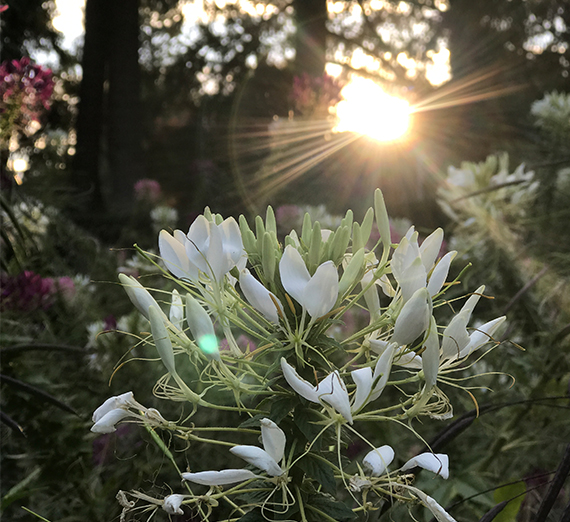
[350, 343, 396, 413]
[158, 230, 198, 281]
[182, 418, 285, 486]
[279, 245, 339, 318]
[391, 227, 455, 301]
[91, 408, 131, 434]
[159, 215, 246, 283]
[162, 494, 185, 515]
[239, 268, 283, 324]
[91, 392, 169, 434]
[281, 358, 353, 423]
[362, 445, 395, 476]
[281, 350, 395, 423]
[401, 453, 449, 479]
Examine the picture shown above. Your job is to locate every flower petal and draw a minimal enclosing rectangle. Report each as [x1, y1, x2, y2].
[221, 217, 246, 269]
[350, 367, 373, 414]
[302, 260, 339, 318]
[317, 371, 353, 424]
[363, 445, 395, 477]
[392, 287, 431, 346]
[206, 222, 226, 281]
[185, 215, 211, 274]
[91, 408, 130, 433]
[230, 445, 283, 476]
[369, 342, 396, 402]
[158, 230, 197, 281]
[240, 269, 282, 324]
[92, 391, 136, 422]
[458, 316, 506, 359]
[260, 418, 286, 464]
[401, 453, 449, 479]
[458, 285, 485, 324]
[163, 494, 185, 515]
[281, 358, 319, 403]
[412, 488, 457, 522]
[279, 245, 311, 305]
[398, 256, 427, 303]
[419, 228, 444, 272]
[182, 469, 257, 486]
[441, 312, 470, 362]
[427, 251, 456, 297]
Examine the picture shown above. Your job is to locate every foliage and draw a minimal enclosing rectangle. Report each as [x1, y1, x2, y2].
[435, 91, 570, 521]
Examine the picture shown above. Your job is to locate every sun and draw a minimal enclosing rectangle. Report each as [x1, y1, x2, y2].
[332, 77, 411, 142]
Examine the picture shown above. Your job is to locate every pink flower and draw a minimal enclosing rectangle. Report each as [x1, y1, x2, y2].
[134, 179, 161, 203]
[56, 276, 76, 302]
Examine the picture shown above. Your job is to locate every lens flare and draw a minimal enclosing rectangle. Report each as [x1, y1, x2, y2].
[333, 77, 411, 142]
[197, 334, 219, 357]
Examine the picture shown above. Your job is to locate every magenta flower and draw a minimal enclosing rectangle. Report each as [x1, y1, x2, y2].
[0, 57, 54, 140]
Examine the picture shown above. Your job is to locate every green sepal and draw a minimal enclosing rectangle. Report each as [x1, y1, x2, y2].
[301, 212, 313, 246]
[352, 222, 363, 252]
[374, 188, 391, 252]
[338, 248, 365, 297]
[331, 225, 350, 264]
[360, 207, 374, 246]
[308, 221, 322, 270]
[265, 205, 277, 236]
[261, 231, 276, 282]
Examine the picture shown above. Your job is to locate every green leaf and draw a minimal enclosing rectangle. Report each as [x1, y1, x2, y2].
[239, 414, 266, 428]
[307, 495, 356, 521]
[294, 406, 323, 443]
[297, 455, 337, 496]
[1, 467, 41, 511]
[492, 481, 526, 522]
[270, 396, 297, 424]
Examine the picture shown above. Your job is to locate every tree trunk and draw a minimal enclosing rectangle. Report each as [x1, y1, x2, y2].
[72, 0, 109, 223]
[107, 0, 143, 219]
[292, 0, 328, 77]
[72, 0, 143, 235]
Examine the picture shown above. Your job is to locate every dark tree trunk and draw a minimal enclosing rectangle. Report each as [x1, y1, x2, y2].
[292, 0, 328, 77]
[107, 0, 144, 218]
[72, 0, 109, 222]
[72, 0, 143, 235]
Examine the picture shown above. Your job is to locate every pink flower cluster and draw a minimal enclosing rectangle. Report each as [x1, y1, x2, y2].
[1, 271, 75, 312]
[134, 178, 162, 203]
[290, 73, 342, 116]
[0, 57, 54, 137]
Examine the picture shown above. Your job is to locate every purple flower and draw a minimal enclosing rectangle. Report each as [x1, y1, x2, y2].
[1, 271, 56, 312]
[1, 271, 77, 312]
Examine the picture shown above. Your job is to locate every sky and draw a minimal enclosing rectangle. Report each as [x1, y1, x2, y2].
[50, 0, 451, 86]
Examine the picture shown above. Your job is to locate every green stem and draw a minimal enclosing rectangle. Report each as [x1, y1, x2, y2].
[295, 485, 308, 522]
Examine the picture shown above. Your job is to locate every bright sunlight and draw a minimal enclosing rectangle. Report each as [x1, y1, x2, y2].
[333, 77, 411, 142]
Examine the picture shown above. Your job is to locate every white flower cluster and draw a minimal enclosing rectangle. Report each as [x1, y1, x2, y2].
[92, 190, 506, 522]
